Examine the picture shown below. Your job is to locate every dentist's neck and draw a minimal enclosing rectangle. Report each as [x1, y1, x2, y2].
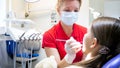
[61, 22, 73, 37]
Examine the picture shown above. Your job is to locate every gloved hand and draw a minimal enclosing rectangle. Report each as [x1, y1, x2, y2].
[64, 37, 82, 64]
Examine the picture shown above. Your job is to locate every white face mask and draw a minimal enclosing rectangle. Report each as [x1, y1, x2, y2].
[61, 11, 78, 26]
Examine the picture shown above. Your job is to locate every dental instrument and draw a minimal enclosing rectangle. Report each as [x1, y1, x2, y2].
[56, 39, 67, 42]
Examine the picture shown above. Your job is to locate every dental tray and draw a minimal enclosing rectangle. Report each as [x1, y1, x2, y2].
[7, 27, 25, 41]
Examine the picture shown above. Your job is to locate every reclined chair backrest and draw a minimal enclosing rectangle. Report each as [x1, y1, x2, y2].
[102, 54, 120, 68]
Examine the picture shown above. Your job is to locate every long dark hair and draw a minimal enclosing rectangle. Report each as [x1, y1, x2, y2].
[78, 17, 120, 68]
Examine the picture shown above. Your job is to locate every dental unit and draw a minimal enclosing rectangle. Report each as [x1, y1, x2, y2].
[2, 6, 42, 68]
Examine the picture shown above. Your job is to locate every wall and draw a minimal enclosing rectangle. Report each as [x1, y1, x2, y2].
[7, 0, 89, 33]
[25, 0, 58, 33]
[89, 0, 104, 23]
[104, 0, 120, 19]
[6, 0, 29, 29]
[13, 0, 25, 18]
[25, 0, 89, 32]
[89, 0, 120, 22]
[8, 0, 120, 33]
[0, 0, 6, 34]
[78, 0, 89, 27]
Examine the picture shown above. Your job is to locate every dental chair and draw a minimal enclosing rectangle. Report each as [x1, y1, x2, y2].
[102, 54, 120, 68]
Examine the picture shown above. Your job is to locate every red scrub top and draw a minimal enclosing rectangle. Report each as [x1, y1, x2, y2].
[42, 21, 87, 63]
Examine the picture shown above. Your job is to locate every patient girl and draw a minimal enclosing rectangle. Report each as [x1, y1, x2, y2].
[64, 16, 120, 68]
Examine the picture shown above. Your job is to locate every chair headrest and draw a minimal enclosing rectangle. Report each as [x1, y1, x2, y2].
[102, 54, 120, 68]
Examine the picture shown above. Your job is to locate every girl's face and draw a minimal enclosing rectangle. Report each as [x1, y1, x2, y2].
[82, 28, 95, 54]
[58, 0, 80, 15]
